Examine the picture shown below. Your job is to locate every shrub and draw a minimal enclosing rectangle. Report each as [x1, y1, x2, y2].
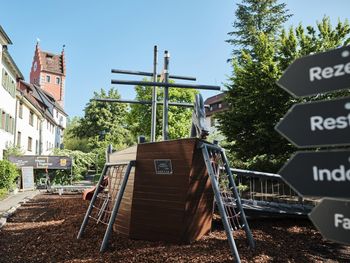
[0, 160, 19, 190]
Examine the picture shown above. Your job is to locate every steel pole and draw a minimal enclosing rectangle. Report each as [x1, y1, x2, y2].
[162, 50, 170, 141]
[151, 45, 158, 142]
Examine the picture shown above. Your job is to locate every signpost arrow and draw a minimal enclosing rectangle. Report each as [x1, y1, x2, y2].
[278, 150, 350, 198]
[277, 45, 350, 97]
[309, 198, 350, 245]
[275, 97, 350, 148]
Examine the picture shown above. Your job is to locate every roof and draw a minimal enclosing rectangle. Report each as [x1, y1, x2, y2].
[204, 92, 226, 105]
[0, 25, 12, 45]
[19, 81, 68, 125]
[39, 87, 66, 115]
[39, 50, 65, 75]
[2, 48, 24, 79]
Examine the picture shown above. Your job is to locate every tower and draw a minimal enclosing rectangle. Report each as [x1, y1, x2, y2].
[29, 43, 66, 108]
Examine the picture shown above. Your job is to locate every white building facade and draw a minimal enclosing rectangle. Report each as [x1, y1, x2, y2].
[0, 25, 67, 160]
[0, 27, 24, 159]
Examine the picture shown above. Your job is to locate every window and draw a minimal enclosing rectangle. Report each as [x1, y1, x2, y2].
[46, 75, 51, 83]
[36, 118, 40, 130]
[5, 114, 9, 132]
[0, 110, 3, 129]
[9, 116, 13, 134]
[56, 77, 60, 84]
[29, 111, 34, 126]
[218, 103, 222, 109]
[28, 137, 32, 151]
[19, 103, 23, 119]
[35, 140, 39, 155]
[2, 68, 16, 97]
[17, 132, 21, 147]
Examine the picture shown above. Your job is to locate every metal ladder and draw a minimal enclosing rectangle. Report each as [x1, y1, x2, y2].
[77, 161, 135, 252]
[200, 142, 255, 263]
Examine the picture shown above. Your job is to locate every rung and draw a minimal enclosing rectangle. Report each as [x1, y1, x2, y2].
[88, 215, 109, 225]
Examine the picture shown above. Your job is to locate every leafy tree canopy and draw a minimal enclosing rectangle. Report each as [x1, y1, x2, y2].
[71, 88, 133, 150]
[127, 79, 198, 141]
[219, 13, 350, 172]
[227, 0, 292, 58]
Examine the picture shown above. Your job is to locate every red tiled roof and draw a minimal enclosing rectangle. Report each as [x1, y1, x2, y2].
[39, 51, 64, 75]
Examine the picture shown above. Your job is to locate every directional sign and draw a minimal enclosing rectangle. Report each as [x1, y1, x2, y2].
[277, 45, 350, 97]
[309, 198, 350, 245]
[8, 155, 72, 169]
[278, 150, 350, 198]
[275, 97, 350, 148]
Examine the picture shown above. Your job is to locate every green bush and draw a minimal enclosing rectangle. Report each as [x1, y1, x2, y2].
[52, 149, 95, 185]
[0, 160, 19, 190]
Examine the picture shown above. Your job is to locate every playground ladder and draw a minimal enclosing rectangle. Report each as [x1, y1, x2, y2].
[200, 142, 255, 263]
[77, 161, 135, 252]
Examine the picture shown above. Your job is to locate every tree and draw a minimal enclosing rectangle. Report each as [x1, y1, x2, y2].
[127, 80, 198, 141]
[63, 116, 90, 152]
[72, 88, 133, 150]
[219, 15, 350, 172]
[226, 0, 291, 58]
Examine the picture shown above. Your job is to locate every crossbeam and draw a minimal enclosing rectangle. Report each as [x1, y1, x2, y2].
[111, 69, 196, 81]
[111, 79, 221, 91]
[95, 98, 196, 108]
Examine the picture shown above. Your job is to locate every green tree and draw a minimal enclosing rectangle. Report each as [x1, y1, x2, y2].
[63, 116, 90, 152]
[127, 80, 198, 141]
[227, 0, 291, 57]
[72, 88, 133, 150]
[52, 148, 95, 184]
[219, 15, 350, 172]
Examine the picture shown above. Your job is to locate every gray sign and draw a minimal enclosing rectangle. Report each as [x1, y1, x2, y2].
[275, 97, 350, 148]
[9, 155, 72, 169]
[277, 46, 350, 97]
[21, 166, 34, 190]
[309, 198, 350, 245]
[278, 150, 350, 198]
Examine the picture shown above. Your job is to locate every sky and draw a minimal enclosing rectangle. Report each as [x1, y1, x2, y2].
[1, 0, 349, 117]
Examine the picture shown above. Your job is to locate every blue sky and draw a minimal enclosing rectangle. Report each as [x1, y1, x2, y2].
[1, 0, 349, 117]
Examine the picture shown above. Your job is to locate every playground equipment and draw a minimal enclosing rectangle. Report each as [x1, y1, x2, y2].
[78, 47, 255, 262]
[191, 94, 209, 139]
[78, 139, 254, 263]
[232, 169, 316, 217]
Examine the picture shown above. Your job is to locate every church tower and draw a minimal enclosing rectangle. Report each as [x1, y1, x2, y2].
[29, 43, 66, 108]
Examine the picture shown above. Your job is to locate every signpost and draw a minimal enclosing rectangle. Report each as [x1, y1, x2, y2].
[278, 150, 350, 198]
[276, 45, 350, 245]
[275, 97, 350, 148]
[309, 198, 350, 245]
[277, 46, 350, 97]
[9, 155, 72, 169]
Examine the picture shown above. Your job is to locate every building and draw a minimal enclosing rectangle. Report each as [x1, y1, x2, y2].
[30, 43, 66, 108]
[0, 25, 67, 159]
[204, 92, 228, 134]
[16, 81, 67, 156]
[0, 26, 24, 159]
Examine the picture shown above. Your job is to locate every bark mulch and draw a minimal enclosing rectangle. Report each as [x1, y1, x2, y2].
[0, 194, 349, 263]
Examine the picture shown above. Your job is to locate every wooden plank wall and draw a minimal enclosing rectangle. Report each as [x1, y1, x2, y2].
[109, 145, 137, 237]
[129, 138, 214, 243]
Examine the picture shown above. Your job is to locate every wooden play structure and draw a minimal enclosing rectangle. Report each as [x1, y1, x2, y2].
[78, 48, 254, 262]
[77, 139, 255, 262]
